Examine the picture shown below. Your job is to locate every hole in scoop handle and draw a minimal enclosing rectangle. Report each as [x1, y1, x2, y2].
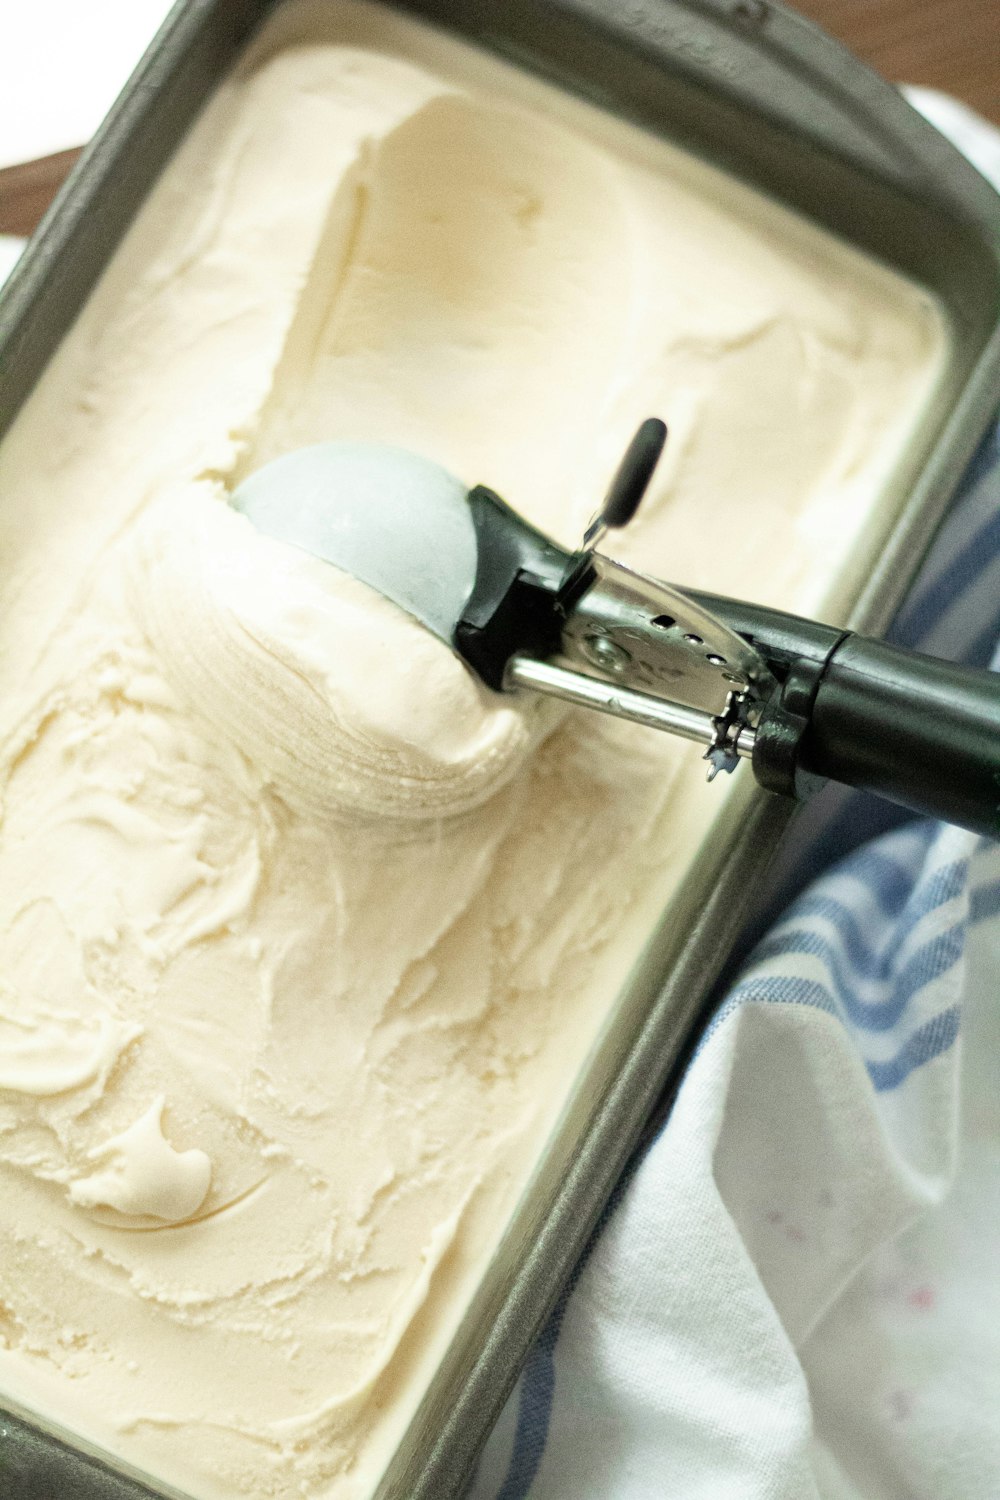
[600, 418, 667, 532]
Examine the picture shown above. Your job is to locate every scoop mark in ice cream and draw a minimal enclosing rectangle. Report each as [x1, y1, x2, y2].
[127, 492, 553, 824]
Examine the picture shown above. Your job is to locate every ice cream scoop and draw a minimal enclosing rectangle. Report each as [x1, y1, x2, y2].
[233, 423, 1000, 839]
[233, 422, 765, 728]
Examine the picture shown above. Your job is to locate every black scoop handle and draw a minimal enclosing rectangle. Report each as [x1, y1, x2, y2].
[691, 590, 1000, 838]
[793, 635, 1000, 837]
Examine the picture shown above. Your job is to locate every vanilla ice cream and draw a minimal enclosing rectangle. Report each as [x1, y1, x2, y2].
[0, 2, 947, 1497]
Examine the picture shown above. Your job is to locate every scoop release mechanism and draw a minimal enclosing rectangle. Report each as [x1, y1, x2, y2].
[233, 423, 1000, 839]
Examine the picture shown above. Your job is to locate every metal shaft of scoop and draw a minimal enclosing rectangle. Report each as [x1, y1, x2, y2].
[505, 654, 756, 756]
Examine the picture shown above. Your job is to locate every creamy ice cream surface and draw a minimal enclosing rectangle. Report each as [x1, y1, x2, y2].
[0, 2, 947, 1496]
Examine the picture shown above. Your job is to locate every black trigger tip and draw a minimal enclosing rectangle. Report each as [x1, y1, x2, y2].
[601, 418, 667, 531]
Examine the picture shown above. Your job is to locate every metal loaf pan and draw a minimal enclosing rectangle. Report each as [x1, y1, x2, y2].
[1, 2, 999, 1497]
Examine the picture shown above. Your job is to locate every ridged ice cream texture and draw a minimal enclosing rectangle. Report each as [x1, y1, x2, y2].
[0, 1, 946, 1496]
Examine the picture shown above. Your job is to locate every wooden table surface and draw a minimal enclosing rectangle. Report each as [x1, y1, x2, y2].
[794, 0, 1000, 126]
[1, 0, 999, 237]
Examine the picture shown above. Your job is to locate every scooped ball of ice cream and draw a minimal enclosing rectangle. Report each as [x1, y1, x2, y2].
[127, 489, 553, 823]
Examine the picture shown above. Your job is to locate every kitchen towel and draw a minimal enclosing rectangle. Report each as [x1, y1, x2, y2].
[470, 92, 1000, 1500]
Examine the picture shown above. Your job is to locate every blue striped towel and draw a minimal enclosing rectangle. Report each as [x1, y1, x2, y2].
[470, 94, 1000, 1500]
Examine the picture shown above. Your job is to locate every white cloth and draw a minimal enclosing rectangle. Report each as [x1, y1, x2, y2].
[0, 0, 173, 168]
[0, 236, 24, 286]
[0, 0, 172, 288]
[471, 95, 1000, 1500]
